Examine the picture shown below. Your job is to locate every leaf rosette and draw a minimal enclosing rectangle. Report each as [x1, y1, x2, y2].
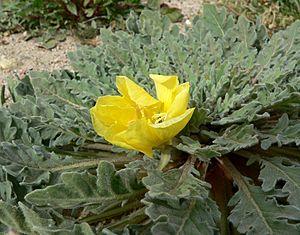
[0, 4, 300, 235]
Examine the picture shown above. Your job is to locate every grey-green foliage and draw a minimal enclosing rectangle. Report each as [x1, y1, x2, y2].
[142, 166, 220, 235]
[25, 161, 145, 208]
[1, 72, 100, 148]
[258, 157, 300, 206]
[67, 4, 300, 234]
[260, 113, 300, 150]
[69, 4, 300, 152]
[0, 142, 102, 186]
[228, 177, 300, 234]
[0, 3, 299, 235]
[0, 201, 95, 235]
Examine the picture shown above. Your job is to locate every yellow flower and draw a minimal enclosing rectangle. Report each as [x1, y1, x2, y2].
[90, 75, 195, 156]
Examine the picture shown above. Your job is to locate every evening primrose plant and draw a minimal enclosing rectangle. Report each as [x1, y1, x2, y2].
[0, 4, 300, 235]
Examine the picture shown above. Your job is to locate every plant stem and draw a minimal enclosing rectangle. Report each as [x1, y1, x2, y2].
[269, 146, 300, 159]
[158, 147, 172, 171]
[50, 156, 141, 172]
[81, 143, 113, 152]
[170, 155, 196, 194]
[103, 207, 148, 230]
[81, 200, 144, 223]
[54, 149, 125, 158]
[0, 84, 5, 106]
[221, 157, 273, 234]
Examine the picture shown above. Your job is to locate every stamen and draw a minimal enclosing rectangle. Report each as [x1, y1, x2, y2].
[152, 113, 167, 124]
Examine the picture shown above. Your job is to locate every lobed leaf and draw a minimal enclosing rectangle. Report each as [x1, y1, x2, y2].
[260, 113, 300, 150]
[225, 158, 300, 235]
[213, 124, 259, 152]
[258, 157, 300, 206]
[25, 161, 145, 208]
[0, 142, 101, 186]
[142, 163, 220, 235]
[0, 201, 95, 234]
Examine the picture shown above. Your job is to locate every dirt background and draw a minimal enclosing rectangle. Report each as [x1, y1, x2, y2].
[0, 0, 203, 82]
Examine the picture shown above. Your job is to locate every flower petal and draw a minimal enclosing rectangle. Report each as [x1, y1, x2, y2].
[90, 96, 136, 128]
[116, 76, 159, 109]
[90, 96, 136, 149]
[116, 108, 195, 156]
[149, 74, 179, 111]
[90, 75, 195, 157]
[115, 118, 159, 157]
[149, 108, 195, 142]
[167, 82, 190, 119]
[90, 96, 139, 151]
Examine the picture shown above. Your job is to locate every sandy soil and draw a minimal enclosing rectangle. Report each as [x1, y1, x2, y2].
[0, 0, 203, 82]
[0, 34, 77, 82]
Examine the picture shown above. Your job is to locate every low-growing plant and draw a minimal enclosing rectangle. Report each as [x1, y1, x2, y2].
[0, 0, 143, 32]
[214, 0, 300, 32]
[0, 0, 159, 45]
[0, 4, 300, 235]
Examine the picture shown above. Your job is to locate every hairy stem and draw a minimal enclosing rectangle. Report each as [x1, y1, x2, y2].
[81, 200, 144, 223]
[103, 207, 148, 230]
[222, 157, 273, 234]
[158, 147, 172, 171]
[81, 143, 113, 152]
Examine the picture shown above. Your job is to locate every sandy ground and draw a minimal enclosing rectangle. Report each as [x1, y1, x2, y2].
[0, 34, 77, 82]
[0, 0, 203, 82]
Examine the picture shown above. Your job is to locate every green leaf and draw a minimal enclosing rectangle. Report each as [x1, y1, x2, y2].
[160, 5, 183, 23]
[41, 38, 58, 50]
[212, 102, 269, 125]
[213, 124, 259, 152]
[85, 8, 95, 18]
[66, 2, 77, 16]
[260, 114, 300, 150]
[176, 136, 221, 161]
[139, 10, 171, 40]
[224, 158, 300, 235]
[232, 16, 257, 48]
[146, 0, 160, 10]
[202, 4, 234, 37]
[0, 201, 95, 234]
[0, 142, 103, 186]
[229, 181, 300, 234]
[25, 161, 145, 208]
[253, 21, 300, 85]
[5, 72, 100, 148]
[146, 197, 220, 235]
[258, 157, 300, 206]
[142, 163, 220, 235]
[0, 109, 16, 142]
[0, 201, 31, 234]
[0, 168, 14, 202]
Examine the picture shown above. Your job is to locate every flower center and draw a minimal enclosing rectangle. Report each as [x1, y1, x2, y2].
[152, 112, 168, 124]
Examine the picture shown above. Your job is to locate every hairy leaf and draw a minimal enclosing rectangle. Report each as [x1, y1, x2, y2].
[0, 201, 95, 234]
[25, 161, 145, 208]
[229, 181, 300, 234]
[213, 125, 259, 152]
[143, 163, 220, 235]
[176, 136, 221, 161]
[0, 142, 102, 186]
[259, 157, 300, 206]
[260, 113, 300, 150]
[225, 158, 300, 235]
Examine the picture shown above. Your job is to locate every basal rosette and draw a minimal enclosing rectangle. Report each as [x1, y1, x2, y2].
[90, 75, 194, 156]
